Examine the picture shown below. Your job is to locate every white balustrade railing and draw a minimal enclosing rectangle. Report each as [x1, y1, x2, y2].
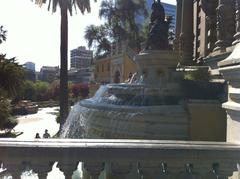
[0, 139, 240, 179]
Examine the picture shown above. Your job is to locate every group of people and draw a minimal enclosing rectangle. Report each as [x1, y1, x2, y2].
[35, 129, 51, 139]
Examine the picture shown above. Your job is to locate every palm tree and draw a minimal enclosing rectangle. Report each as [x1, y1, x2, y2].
[33, 0, 94, 128]
[84, 24, 111, 57]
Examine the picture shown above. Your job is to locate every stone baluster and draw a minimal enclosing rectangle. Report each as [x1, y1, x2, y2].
[4, 161, 24, 179]
[158, 162, 172, 179]
[214, 0, 226, 51]
[83, 162, 105, 179]
[177, 163, 201, 179]
[179, 0, 194, 64]
[233, 0, 240, 45]
[110, 162, 133, 179]
[204, 163, 225, 178]
[31, 161, 54, 179]
[137, 161, 164, 179]
[57, 161, 79, 179]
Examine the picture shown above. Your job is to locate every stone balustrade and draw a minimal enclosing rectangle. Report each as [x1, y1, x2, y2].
[0, 139, 240, 179]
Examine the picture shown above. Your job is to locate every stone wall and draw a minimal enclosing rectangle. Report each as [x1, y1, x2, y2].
[187, 100, 226, 141]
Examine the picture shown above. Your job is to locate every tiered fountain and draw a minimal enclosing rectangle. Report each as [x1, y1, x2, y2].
[61, 0, 189, 140]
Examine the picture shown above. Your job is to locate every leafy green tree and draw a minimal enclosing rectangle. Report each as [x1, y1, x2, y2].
[33, 0, 95, 127]
[0, 26, 21, 133]
[99, 0, 148, 50]
[85, 0, 147, 56]
[0, 97, 18, 132]
[34, 81, 50, 101]
[48, 80, 60, 100]
[22, 80, 37, 101]
[0, 54, 25, 98]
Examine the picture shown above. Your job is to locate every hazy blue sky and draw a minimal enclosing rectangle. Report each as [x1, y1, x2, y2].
[0, 0, 176, 71]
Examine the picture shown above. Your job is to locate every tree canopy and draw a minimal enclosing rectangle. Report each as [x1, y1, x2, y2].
[85, 0, 148, 57]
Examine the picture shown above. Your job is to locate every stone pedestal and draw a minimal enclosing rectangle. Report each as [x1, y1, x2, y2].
[218, 43, 240, 143]
[135, 50, 178, 85]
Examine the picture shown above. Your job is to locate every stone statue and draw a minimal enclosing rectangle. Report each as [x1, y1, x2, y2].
[145, 0, 170, 50]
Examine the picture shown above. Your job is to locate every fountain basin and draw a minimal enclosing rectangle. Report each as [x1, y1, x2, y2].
[62, 94, 189, 140]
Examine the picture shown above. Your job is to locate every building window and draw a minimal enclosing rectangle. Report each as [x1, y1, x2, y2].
[107, 63, 110, 71]
[97, 65, 99, 72]
[102, 64, 104, 72]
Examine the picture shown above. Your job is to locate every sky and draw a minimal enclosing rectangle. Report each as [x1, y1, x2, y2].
[0, 0, 176, 71]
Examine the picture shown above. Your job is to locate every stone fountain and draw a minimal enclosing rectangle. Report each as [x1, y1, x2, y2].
[61, 0, 189, 140]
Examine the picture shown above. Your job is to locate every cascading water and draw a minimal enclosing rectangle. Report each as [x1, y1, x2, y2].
[60, 50, 189, 140]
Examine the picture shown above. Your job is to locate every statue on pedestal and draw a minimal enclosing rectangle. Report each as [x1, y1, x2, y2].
[145, 0, 170, 50]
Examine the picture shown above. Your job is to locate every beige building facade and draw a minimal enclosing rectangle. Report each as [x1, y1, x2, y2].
[94, 42, 137, 84]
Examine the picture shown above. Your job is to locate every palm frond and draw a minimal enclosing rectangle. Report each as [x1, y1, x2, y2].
[33, 0, 94, 15]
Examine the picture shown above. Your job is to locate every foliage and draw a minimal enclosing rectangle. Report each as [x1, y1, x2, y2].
[0, 26, 7, 44]
[22, 80, 37, 101]
[113, 0, 148, 49]
[0, 97, 18, 132]
[182, 68, 224, 100]
[0, 54, 25, 98]
[84, 24, 111, 56]
[85, 0, 148, 57]
[33, 0, 93, 14]
[34, 81, 50, 101]
[72, 84, 81, 98]
[71, 83, 89, 99]
[48, 80, 60, 100]
[183, 69, 210, 82]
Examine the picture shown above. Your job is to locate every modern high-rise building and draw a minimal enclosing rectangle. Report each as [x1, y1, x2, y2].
[70, 46, 93, 70]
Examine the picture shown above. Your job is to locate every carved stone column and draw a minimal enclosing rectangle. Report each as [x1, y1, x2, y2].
[173, 0, 183, 51]
[214, 0, 225, 51]
[179, 0, 194, 64]
[233, 0, 240, 45]
[224, 0, 236, 46]
[202, 0, 218, 53]
[213, 0, 235, 51]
